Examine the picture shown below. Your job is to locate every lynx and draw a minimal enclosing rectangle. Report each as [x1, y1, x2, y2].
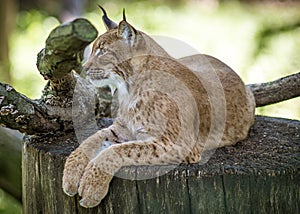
[63, 7, 255, 208]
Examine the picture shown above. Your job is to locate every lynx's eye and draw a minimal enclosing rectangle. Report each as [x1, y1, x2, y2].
[95, 44, 108, 56]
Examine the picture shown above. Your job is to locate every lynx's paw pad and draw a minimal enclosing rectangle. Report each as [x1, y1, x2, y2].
[78, 163, 112, 208]
[62, 149, 89, 196]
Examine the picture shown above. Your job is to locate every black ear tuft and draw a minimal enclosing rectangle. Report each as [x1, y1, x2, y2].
[123, 8, 126, 21]
[98, 4, 118, 30]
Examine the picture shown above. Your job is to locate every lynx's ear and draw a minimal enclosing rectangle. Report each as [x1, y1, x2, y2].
[118, 9, 137, 46]
[98, 5, 118, 30]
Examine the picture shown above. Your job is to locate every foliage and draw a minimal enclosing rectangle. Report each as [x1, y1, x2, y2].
[0, 188, 22, 214]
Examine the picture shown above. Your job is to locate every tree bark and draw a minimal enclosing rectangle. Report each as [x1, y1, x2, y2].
[0, 18, 98, 135]
[36, 18, 98, 107]
[22, 116, 300, 213]
[0, 83, 62, 134]
[248, 72, 300, 107]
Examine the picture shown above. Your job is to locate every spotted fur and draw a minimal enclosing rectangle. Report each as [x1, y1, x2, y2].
[63, 14, 255, 208]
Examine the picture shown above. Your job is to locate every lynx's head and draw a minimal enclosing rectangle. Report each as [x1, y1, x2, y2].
[82, 6, 168, 93]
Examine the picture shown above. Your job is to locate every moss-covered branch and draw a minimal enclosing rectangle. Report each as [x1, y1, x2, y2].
[37, 18, 98, 107]
[0, 18, 98, 134]
[0, 83, 61, 134]
[37, 18, 97, 81]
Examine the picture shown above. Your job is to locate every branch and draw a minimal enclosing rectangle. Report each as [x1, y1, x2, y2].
[248, 72, 300, 107]
[37, 18, 98, 80]
[0, 18, 98, 134]
[0, 83, 61, 134]
[37, 18, 98, 106]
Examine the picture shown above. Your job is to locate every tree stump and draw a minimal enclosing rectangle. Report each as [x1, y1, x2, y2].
[22, 116, 300, 214]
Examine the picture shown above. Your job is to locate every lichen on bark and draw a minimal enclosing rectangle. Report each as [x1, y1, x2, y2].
[0, 18, 99, 134]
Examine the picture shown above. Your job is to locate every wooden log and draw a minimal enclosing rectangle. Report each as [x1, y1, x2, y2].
[0, 126, 22, 202]
[248, 72, 300, 107]
[22, 116, 300, 214]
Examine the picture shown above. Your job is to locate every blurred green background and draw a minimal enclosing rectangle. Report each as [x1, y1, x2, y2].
[0, 0, 299, 213]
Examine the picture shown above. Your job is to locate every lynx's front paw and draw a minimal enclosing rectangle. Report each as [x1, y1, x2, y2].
[63, 149, 90, 196]
[78, 162, 113, 208]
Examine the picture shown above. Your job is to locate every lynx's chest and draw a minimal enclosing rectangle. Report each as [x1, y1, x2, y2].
[117, 93, 147, 139]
